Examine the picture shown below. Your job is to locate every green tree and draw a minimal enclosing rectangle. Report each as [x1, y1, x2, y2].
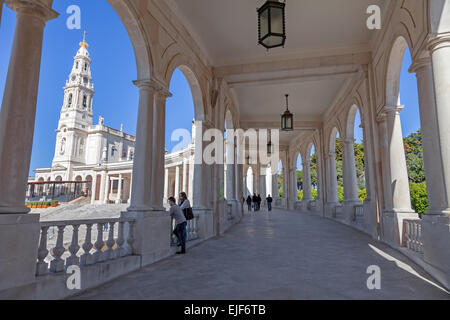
[404, 130, 425, 183]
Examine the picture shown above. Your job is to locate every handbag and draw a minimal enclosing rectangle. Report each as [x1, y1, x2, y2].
[183, 207, 194, 220]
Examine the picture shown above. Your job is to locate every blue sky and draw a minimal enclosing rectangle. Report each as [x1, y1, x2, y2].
[1, 1, 421, 176]
[0, 1, 194, 176]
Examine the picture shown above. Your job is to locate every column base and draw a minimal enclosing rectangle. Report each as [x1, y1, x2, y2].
[193, 208, 214, 240]
[121, 209, 171, 267]
[422, 215, 450, 290]
[363, 198, 378, 239]
[325, 202, 339, 218]
[342, 199, 361, 224]
[0, 205, 30, 214]
[0, 214, 40, 292]
[381, 209, 418, 247]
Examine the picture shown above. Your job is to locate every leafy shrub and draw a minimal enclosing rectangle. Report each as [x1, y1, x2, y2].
[410, 182, 428, 215]
[312, 188, 318, 200]
[297, 190, 303, 201]
[338, 185, 344, 203]
[358, 188, 367, 203]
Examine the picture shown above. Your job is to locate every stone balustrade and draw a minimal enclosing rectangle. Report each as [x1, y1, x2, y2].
[403, 219, 423, 253]
[170, 214, 199, 246]
[36, 217, 136, 276]
[354, 204, 364, 223]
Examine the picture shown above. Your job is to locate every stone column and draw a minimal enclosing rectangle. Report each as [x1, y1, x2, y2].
[127, 80, 156, 212]
[272, 173, 278, 199]
[163, 168, 169, 204]
[417, 35, 450, 288]
[182, 159, 187, 193]
[115, 173, 122, 204]
[379, 106, 417, 246]
[260, 168, 267, 198]
[0, 0, 58, 294]
[174, 165, 180, 201]
[342, 138, 360, 223]
[151, 88, 171, 211]
[225, 139, 235, 200]
[0, 0, 4, 28]
[342, 139, 359, 202]
[302, 160, 312, 201]
[327, 152, 339, 204]
[91, 173, 98, 204]
[0, 0, 58, 214]
[384, 106, 413, 212]
[127, 173, 132, 205]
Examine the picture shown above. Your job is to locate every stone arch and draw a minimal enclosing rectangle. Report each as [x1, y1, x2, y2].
[164, 55, 207, 121]
[345, 104, 362, 141]
[106, 0, 153, 80]
[385, 36, 410, 107]
[329, 127, 341, 153]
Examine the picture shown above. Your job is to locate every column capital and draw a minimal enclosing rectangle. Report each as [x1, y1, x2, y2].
[427, 32, 450, 52]
[133, 78, 171, 98]
[327, 151, 336, 158]
[6, 0, 58, 22]
[409, 57, 432, 74]
[379, 105, 404, 119]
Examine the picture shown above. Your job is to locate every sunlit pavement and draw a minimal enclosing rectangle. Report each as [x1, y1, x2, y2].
[73, 209, 450, 300]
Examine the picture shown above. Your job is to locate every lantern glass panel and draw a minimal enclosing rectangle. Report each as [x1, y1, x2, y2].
[270, 7, 283, 34]
[286, 116, 292, 130]
[260, 8, 269, 37]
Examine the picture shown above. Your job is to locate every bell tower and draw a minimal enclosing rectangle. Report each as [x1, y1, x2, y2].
[52, 31, 94, 169]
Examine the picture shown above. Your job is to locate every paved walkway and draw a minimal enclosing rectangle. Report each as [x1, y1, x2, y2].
[73, 209, 449, 300]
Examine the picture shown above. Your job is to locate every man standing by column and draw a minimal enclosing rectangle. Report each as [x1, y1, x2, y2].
[169, 196, 186, 254]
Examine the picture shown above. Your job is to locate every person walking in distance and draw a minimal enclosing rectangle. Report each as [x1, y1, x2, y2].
[246, 195, 252, 212]
[169, 196, 187, 254]
[252, 193, 258, 212]
[266, 194, 273, 211]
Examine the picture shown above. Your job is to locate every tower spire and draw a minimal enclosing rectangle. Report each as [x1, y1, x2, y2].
[80, 30, 88, 49]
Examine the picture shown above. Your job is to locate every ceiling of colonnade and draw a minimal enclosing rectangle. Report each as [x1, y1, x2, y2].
[169, 0, 389, 144]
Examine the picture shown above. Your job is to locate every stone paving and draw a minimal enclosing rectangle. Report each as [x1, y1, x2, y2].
[73, 209, 449, 300]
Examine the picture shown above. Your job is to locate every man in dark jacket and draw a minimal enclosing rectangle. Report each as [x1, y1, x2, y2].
[266, 194, 273, 211]
[252, 193, 258, 212]
[257, 194, 262, 211]
[246, 195, 252, 212]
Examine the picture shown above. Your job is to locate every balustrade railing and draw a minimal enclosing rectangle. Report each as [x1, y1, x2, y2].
[354, 204, 364, 223]
[170, 214, 200, 246]
[36, 217, 135, 276]
[403, 219, 423, 253]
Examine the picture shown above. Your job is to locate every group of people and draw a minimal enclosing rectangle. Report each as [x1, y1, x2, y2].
[244, 194, 273, 212]
[168, 191, 191, 255]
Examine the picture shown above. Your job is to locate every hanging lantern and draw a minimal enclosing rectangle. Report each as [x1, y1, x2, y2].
[281, 94, 293, 131]
[257, 0, 286, 50]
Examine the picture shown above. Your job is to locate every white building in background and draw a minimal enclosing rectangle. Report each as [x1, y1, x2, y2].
[30, 37, 194, 204]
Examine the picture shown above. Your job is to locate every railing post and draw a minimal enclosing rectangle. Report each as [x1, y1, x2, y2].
[92, 223, 105, 263]
[36, 226, 49, 276]
[104, 222, 115, 260]
[80, 223, 93, 266]
[115, 221, 125, 258]
[50, 225, 66, 273]
[66, 224, 80, 267]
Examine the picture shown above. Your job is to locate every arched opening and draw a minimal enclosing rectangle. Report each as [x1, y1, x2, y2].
[223, 110, 235, 201]
[277, 160, 284, 198]
[0, 1, 153, 209]
[328, 127, 341, 205]
[385, 37, 427, 215]
[165, 67, 199, 204]
[347, 105, 366, 204]
[295, 153, 302, 201]
[308, 144, 318, 201]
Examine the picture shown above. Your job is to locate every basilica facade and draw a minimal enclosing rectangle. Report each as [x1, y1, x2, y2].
[29, 38, 194, 205]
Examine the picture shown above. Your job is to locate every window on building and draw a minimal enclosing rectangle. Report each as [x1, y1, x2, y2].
[84, 63, 87, 71]
[76, 61, 79, 69]
[83, 95, 87, 108]
[68, 94, 72, 107]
